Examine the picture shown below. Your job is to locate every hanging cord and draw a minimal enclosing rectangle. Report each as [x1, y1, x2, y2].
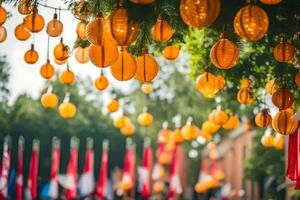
[46, 35, 50, 61]
[36, 2, 71, 11]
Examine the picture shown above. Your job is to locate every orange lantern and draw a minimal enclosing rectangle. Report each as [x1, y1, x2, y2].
[195, 182, 208, 194]
[141, 83, 154, 94]
[129, 0, 155, 4]
[58, 95, 77, 119]
[233, 4, 269, 41]
[255, 109, 272, 128]
[158, 123, 171, 144]
[121, 180, 134, 191]
[261, 132, 274, 148]
[111, 47, 137, 81]
[273, 134, 284, 150]
[88, 43, 118, 68]
[15, 21, 31, 41]
[114, 115, 129, 129]
[222, 115, 240, 130]
[241, 78, 251, 88]
[180, 0, 221, 28]
[41, 90, 58, 109]
[60, 69, 75, 85]
[209, 149, 218, 160]
[172, 128, 184, 144]
[272, 110, 299, 135]
[46, 13, 63, 37]
[120, 122, 135, 136]
[260, 0, 282, 4]
[24, 44, 39, 64]
[163, 45, 180, 61]
[135, 49, 159, 83]
[202, 121, 220, 134]
[265, 79, 278, 95]
[181, 118, 200, 141]
[137, 110, 154, 127]
[272, 87, 294, 110]
[213, 169, 225, 181]
[237, 88, 253, 105]
[158, 152, 172, 165]
[76, 21, 87, 40]
[0, 5, 7, 26]
[295, 72, 300, 88]
[0, 26, 7, 43]
[206, 177, 219, 189]
[210, 109, 228, 126]
[153, 181, 165, 194]
[40, 60, 55, 80]
[94, 74, 109, 91]
[107, 99, 119, 113]
[195, 71, 219, 98]
[75, 47, 89, 64]
[24, 7, 45, 33]
[151, 15, 173, 42]
[216, 75, 226, 90]
[54, 38, 69, 61]
[273, 39, 295, 63]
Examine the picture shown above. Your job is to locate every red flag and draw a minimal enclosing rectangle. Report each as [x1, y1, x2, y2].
[139, 140, 153, 199]
[49, 138, 60, 199]
[26, 140, 39, 200]
[65, 141, 79, 200]
[95, 140, 109, 199]
[16, 137, 24, 200]
[121, 143, 136, 191]
[168, 145, 183, 200]
[0, 136, 11, 199]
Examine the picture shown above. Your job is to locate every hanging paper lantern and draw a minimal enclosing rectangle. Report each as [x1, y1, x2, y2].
[237, 88, 253, 105]
[15, 22, 31, 41]
[172, 128, 184, 144]
[182, 118, 200, 141]
[76, 21, 87, 40]
[158, 127, 171, 144]
[295, 72, 300, 88]
[107, 99, 119, 113]
[41, 90, 58, 109]
[60, 69, 75, 85]
[129, 0, 155, 4]
[213, 169, 225, 181]
[273, 39, 295, 63]
[88, 43, 118, 68]
[210, 33, 239, 70]
[120, 122, 135, 136]
[40, 60, 55, 80]
[202, 121, 220, 134]
[153, 181, 165, 194]
[135, 49, 159, 83]
[24, 7, 45, 33]
[260, 0, 282, 5]
[233, 4, 269, 41]
[196, 71, 219, 98]
[94, 74, 109, 91]
[0, 5, 7, 26]
[0, 26, 7, 43]
[54, 38, 69, 61]
[209, 149, 219, 160]
[158, 152, 172, 165]
[111, 48, 137, 81]
[265, 79, 278, 95]
[210, 109, 228, 126]
[272, 110, 298, 135]
[151, 15, 173, 42]
[24, 44, 39, 64]
[180, 0, 221, 28]
[216, 75, 226, 90]
[272, 87, 294, 110]
[261, 133, 274, 148]
[141, 83, 154, 94]
[59, 100, 77, 119]
[75, 47, 89, 64]
[255, 109, 272, 128]
[18, 0, 33, 15]
[273, 134, 284, 150]
[46, 13, 63, 37]
[114, 115, 129, 129]
[195, 182, 208, 194]
[222, 115, 240, 130]
[110, 2, 139, 47]
[137, 110, 154, 127]
[163, 45, 180, 61]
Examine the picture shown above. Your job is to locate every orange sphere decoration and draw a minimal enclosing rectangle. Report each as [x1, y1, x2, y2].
[107, 99, 119, 113]
[135, 49, 159, 83]
[196, 71, 219, 98]
[46, 13, 63, 37]
[163, 45, 180, 61]
[41, 91, 58, 109]
[0, 26, 7, 43]
[60, 69, 75, 85]
[216, 75, 226, 90]
[76, 21, 87, 40]
[158, 127, 171, 144]
[255, 109, 272, 128]
[24, 44, 39, 64]
[59, 101, 77, 119]
[180, 0, 221, 28]
[195, 182, 208, 194]
[110, 3, 139, 47]
[120, 122, 135, 136]
[24, 8, 45, 33]
[274, 40, 295, 63]
[233, 5, 269, 41]
[210, 33, 239, 70]
[153, 181, 165, 194]
[15, 22, 31, 41]
[272, 110, 299, 135]
[202, 120, 220, 134]
[141, 83, 154, 94]
[261, 133, 274, 148]
[111, 48, 137, 81]
[265, 79, 278, 95]
[151, 16, 173, 42]
[172, 128, 184, 144]
[213, 169, 225, 181]
[222, 115, 240, 130]
[54, 38, 69, 61]
[0, 6, 7, 26]
[94, 75, 109, 91]
[114, 115, 129, 129]
[158, 152, 172, 165]
[40, 60, 55, 80]
[88, 43, 118, 68]
[75, 47, 89, 64]
[137, 111, 154, 127]
[272, 87, 294, 110]
[182, 122, 199, 141]
[273, 134, 284, 150]
[237, 88, 253, 105]
[129, 0, 155, 4]
[211, 109, 228, 126]
[260, 0, 282, 5]
[86, 16, 113, 46]
[295, 72, 300, 88]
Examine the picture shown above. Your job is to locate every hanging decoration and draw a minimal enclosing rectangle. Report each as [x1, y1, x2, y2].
[40, 60, 55, 80]
[76, 21, 87, 40]
[41, 87, 58, 109]
[141, 83, 154, 94]
[135, 49, 159, 83]
[137, 108, 154, 127]
[24, 7, 45, 33]
[17, 0, 33, 15]
[151, 15, 174, 42]
[295, 72, 300, 88]
[255, 109, 272, 128]
[94, 72, 109, 91]
[24, 44, 39, 64]
[202, 120, 220, 135]
[158, 122, 171, 144]
[272, 86, 294, 110]
[88, 43, 118, 68]
[46, 12, 63, 37]
[58, 93, 77, 119]
[237, 79, 254, 105]
[163, 45, 180, 61]
[54, 38, 69, 61]
[14, 20, 31, 41]
[75, 46, 89, 64]
[261, 130, 275, 148]
[171, 128, 184, 144]
[120, 122, 136, 136]
[209, 108, 229, 126]
[273, 38, 295, 63]
[222, 115, 240, 130]
[0, 3, 7, 26]
[265, 79, 278, 95]
[181, 117, 200, 141]
[273, 134, 284, 150]
[107, 98, 119, 113]
[195, 70, 220, 98]
[114, 115, 129, 129]
[60, 66, 76, 85]
[272, 109, 298, 135]
[0, 26, 6, 42]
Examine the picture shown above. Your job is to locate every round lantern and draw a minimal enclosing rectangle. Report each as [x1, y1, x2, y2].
[210, 109, 228, 126]
[24, 7, 45, 33]
[172, 128, 184, 144]
[75, 47, 89, 64]
[255, 109, 272, 128]
[137, 110, 154, 127]
[46, 13, 63, 37]
[110, 3, 139, 47]
[135, 49, 159, 83]
[76, 21, 87, 40]
[114, 115, 129, 129]
[195, 182, 208, 194]
[181, 119, 200, 141]
[59, 99, 77, 119]
[295, 72, 300, 88]
[60, 69, 75, 85]
[163, 45, 180, 60]
[202, 121, 220, 134]
[121, 180, 134, 191]
[88, 43, 118, 68]
[15, 22, 31, 41]
[129, 0, 155, 4]
[273, 39, 295, 63]
[222, 115, 240, 130]
[141, 83, 154, 94]
[265, 79, 278, 95]
[151, 16, 173, 42]
[107, 99, 119, 113]
[233, 4, 269, 41]
[41, 91, 58, 109]
[260, 0, 282, 5]
[180, 0, 221, 28]
[195, 71, 219, 98]
[213, 169, 225, 181]
[237, 88, 253, 105]
[261, 133, 274, 148]
[0, 26, 7, 43]
[272, 87, 294, 110]
[0, 5, 7, 26]
[210, 33, 239, 70]
[273, 134, 284, 150]
[272, 110, 298, 135]
[241, 78, 251, 88]
[54, 38, 69, 61]
[153, 181, 165, 194]
[206, 177, 219, 189]
[94, 74, 109, 91]
[158, 124, 171, 144]
[18, 0, 33, 15]
[216, 75, 226, 90]
[158, 152, 172, 165]
[24, 44, 39, 64]
[40, 60, 55, 80]
[111, 48, 137, 81]
[120, 122, 135, 136]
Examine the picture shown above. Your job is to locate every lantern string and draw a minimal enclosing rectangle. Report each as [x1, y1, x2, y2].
[37, 2, 71, 11]
[46, 35, 50, 60]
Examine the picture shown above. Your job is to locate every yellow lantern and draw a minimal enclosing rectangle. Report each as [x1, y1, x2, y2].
[114, 115, 129, 129]
[265, 79, 278, 95]
[60, 69, 75, 85]
[46, 13, 63, 37]
[107, 99, 119, 113]
[137, 110, 154, 127]
[135, 49, 159, 83]
[41, 89, 58, 109]
[158, 152, 172, 165]
[182, 118, 200, 141]
[273, 134, 284, 150]
[202, 121, 220, 134]
[58, 95, 77, 119]
[195, 71, 219, 98]
[40, 60, 55, 80]
[261, 132, 275, 148]
[158, 124, 172, 144]
[94, 74, 109, 91]
[120, 122, 135, 136]
[195, 182, 208, 194]
[151, 15, 173, 42]
[75, 47, 89, 64]
[141, 83, 154, 94]
[222, 115, 240, 130]
[213, 169, 225, 181]
[121, 180, 134, 191]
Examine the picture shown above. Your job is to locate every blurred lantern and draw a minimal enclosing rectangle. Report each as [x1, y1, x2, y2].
[241, 78, 251, 88]
[135, 49, 159, 83]
[273, 39, 295, 63]
[209, 149, 218, 160]
[265, 79, 278, 95]
[15, 21, 31, 41]
[153, 181, 165, 194]
[206, 177, 219, 189]
[195, 182, 208, 194]
[151, 15, 173, 42]
[210, 108, 228, 126]
[158, 152, 172, 165]
[158, 122, 171, 144]
[233, 4, 269, 41]
[180, 0, 221, 28]
[76, 21, 87, 40]
[202, 121, 220, 134]
[255, 109, 272, 128]
[210, 33, 239, 70]
[260, 0, 282, 4]
[213, 169, 225, 181]
[165, 141, 176, 152]
[111, 47, 137, 81]
[24, 44, 39, 64]
[261, 131, 275, 148]
[163, 45, 180, 61]
[0, 26, 6, 43]
[137, 108, 154, 127]
[94, 73, 109, 91]
[0, 5, 7, 26]
[60, 67, 75, 85]
[107, 99, 119, 113]
[129, 0, 155, 4]
[114, 115, 129, 129]
[222, 115, 240, 130]
[181, 117, 200, 141]
[216, 75, 226, 90]
[75, 46, 89, 64]
[272, 110, 298, 135]
[88, 43, 118, 68]
[54, 57, 67, 65]
[272, 87, 294, 110]
[120, 122, 135, 136]
[207, 142, 217, 150]
[59, 93, 77, 119]
[110, 1, 139, 47]
[18, 0, 33, 15]
[172, 128, 184, 144]
[195, 70, 219, 98]
[120, 180, 134, 191]
[200, 130, 212, 141]
[295, 72, 300, 88]
[237, 79, 253, 105]
[46, 13, 63, 37]
[41, 87, 58, 109]
[273, 134, 284, 150]
[141, 83, 154, 94]
[24, 7, 45, 33]
[40, 60, 55, 80]
[54, 38, 69, 61]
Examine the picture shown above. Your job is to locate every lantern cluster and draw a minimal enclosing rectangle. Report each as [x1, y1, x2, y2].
[114, 114, 136, 137]
[261, 131, 284, 150]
